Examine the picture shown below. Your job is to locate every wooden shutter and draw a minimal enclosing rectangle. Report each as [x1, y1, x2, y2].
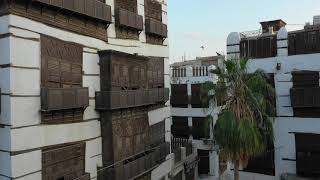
[41, 36, 83, 88]
[172, 116, 189, 138]
[295, 133, 320, 176]
[171, 84, 188, 108]
[198, 150, 210, 175]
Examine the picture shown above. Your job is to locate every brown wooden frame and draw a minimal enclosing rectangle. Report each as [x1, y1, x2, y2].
[42, 142, 87, 180]
[295, 133, 320, 177]
[240, 35, 277, 59]
[0, 0, 111, 41]
[40, 36, 88, 124]
[95, 88, 169, 110]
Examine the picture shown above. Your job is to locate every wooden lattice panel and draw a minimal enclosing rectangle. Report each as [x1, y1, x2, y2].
[111, 107, 149, 162]
[145, 0, 162, 21]
[41, 36, 84, 124]
[42, 143, 86, 180]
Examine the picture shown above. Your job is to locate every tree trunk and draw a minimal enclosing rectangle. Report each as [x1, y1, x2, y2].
[234, 159, 240, 180]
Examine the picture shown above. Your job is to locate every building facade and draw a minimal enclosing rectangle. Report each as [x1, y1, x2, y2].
[170, 57, 223, 180]
[0, 0, 172, 180]
[226, 17, 320, 180]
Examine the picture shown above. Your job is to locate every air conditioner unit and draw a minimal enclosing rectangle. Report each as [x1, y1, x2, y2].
[280, 173, 311, 180]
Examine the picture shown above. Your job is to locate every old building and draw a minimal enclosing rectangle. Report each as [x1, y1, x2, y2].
[226, 16, 320, 180]
[0, 0, 171, 180]
[170, 56, 223, 180]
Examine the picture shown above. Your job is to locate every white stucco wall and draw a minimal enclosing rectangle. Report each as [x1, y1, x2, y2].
[170, 63, 220, 179]
[0, 0, 169, 178]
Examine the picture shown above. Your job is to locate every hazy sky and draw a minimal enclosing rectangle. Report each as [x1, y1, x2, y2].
[168, 0, 320, 63]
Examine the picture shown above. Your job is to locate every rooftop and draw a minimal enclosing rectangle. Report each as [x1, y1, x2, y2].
[171, 55, 223, 67]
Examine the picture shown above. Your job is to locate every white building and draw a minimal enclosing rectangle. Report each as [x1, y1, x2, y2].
[226, 17, 320, 180]
[169, 56, 223, 180]
[0, 0, 172, 180]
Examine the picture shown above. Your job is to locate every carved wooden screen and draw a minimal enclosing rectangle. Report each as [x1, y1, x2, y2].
[42, 143, 86, 180]
[111, 107, 149, 162]
[144, 0, 165, 44]
[100, 52, 148, 91]
[115, 0, 137, 13]
[41, 36, 83, 88]
[41, 36, 84, 124]
[114, 0, 139, 39]
[100, 112, 114, 166]
[147, 57, 164, 88]
[149, 120, 165, 147]
[145, 0, 162, 21]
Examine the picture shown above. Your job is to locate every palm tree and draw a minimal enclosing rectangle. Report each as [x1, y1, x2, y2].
[202, 59, 275, 180]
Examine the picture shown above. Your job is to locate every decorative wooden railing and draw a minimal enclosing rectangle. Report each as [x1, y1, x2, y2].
[32, 0, 112, 23]
[95, 88, 169, 110]
[98, 142, 170, 180]
[115, 8, 143, 31]
[145, 18, 168, 38]
[41, 87, 89, 111]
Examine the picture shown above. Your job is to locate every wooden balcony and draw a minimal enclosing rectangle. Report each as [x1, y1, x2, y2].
[41, 87, 89, 111]
[95, 88, 169, 110]
[145, 18, 168, 38]
[32, 0, 112, 23]
[115, 8, 143, 31]
[0, 0, 111, 41]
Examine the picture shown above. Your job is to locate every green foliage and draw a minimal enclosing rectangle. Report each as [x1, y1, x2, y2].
[202, 58, 275, 169]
